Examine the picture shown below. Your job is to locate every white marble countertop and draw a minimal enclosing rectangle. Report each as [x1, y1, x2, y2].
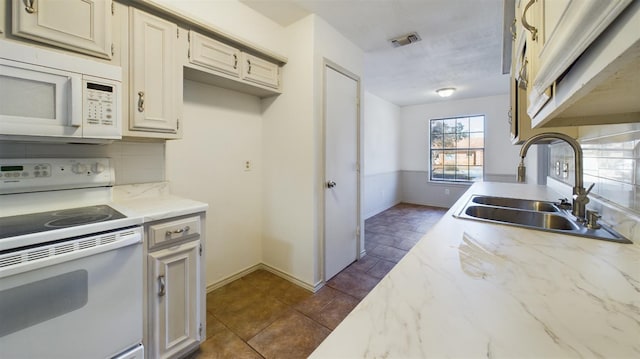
[111, 182, 208, 222]
[310, 182, 640, 358]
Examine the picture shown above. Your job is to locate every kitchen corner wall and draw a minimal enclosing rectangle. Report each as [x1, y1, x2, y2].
[261, 14, 364, 288]
[153, 0, 286, 288]
[363, 92, 401, 219]
[166, 80, 264, 287]
[0, 140, 165, 185]
[399, 94, 520, 208]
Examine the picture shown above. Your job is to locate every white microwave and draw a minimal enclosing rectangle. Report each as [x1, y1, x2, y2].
[0, 40, 122, 143]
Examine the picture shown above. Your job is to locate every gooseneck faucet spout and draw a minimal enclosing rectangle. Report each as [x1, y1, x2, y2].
[517, 132, 592, 222]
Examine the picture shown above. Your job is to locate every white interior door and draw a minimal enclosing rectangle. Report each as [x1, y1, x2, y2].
[324, 65, 359, 281]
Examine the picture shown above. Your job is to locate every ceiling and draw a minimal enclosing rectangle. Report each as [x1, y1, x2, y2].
[240, 0, 510, 106]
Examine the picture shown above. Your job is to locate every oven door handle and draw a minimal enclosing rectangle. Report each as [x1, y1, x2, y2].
[0, 228, 142, 279]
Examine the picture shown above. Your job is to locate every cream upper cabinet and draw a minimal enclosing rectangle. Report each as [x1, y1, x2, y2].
[185, 30, 282, 97]
[11, 0, 112, 59]
[128, 8, 182, 138]
[241, 52, 280, 89]
[517, 0, 637, 127]
[188, 31, 241, 78]
[509, 14, 576, 144]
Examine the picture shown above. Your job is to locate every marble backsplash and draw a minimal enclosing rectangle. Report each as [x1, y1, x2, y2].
[549, 123, 640, 213]
[0, 140, 165, 185]
[548, 123, 640, 244]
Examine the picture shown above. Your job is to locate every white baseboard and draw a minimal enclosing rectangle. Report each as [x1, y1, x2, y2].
[206, 263, 322, 293]
[206, 263, 263, 293]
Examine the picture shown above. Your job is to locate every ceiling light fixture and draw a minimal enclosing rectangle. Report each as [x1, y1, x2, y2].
[390, 32, 421, 47]
[436, 88, 456, 97]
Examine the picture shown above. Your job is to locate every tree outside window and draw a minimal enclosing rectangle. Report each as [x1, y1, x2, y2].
[430, 115, 484, 182]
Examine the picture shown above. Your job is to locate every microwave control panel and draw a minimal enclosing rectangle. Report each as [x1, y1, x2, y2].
[85, 82, 115, 126]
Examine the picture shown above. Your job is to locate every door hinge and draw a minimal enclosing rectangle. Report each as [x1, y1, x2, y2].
[111, 44, 115, 56]
[111, 1, 115, 15]
[177, 28, 180, 38]
[176, 118, 180, 130]
[199, 243, 202, 256]
[199, 323, 203, 338]
[356, 162, 360, 172]
[356, 225, 361, 237]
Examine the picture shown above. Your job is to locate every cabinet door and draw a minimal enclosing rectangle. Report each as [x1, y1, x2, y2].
[189, 31, 241, 78]
[12, 0, 112, 59]
[130, 9, 179, 134]
[241, 53, 280, 89]
[149, 240, 201, 359]
[522, 0, 633, 118]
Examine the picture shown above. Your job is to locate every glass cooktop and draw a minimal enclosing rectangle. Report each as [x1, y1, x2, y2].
[0, 205, 126, 239]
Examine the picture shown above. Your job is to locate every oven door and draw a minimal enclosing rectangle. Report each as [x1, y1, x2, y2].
[0, 227, 143, 359]
[0, 58, 82, 139]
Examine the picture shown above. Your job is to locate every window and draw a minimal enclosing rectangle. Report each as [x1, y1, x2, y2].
[430, 115, 485, 182]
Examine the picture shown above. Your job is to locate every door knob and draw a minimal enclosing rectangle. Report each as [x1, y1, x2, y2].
[327, 180, 337, 188]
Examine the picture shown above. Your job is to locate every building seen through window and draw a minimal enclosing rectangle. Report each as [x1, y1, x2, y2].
[430, 115, 485, 182]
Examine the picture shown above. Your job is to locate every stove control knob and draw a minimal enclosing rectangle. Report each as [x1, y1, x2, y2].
[92, 162, 106, 174]
[72, 163, 88, 174]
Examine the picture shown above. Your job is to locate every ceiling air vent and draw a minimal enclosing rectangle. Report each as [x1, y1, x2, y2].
[390, 32, 421, 48]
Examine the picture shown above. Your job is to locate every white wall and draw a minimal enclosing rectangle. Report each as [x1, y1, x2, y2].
[399, 94, 519, 207]
[260, 14, 364, 288]
[261, 15, 316, 287]
[149, 0, 287, 55]
[363, 91, 401, 218]
[166, 80, 263, 287]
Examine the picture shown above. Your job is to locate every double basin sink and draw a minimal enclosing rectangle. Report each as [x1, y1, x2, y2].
[455, 195, 631, 244]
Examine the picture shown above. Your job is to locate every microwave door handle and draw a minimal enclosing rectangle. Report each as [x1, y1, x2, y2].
[69, 76, 83, 127]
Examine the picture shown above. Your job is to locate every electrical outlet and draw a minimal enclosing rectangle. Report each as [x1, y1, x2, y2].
[244, 160, 252, 171]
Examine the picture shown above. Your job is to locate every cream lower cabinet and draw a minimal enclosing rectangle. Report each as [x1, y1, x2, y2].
[128, 8, 182, 139]
[11, 0, 112, 59]
[145, 214, 205, 359]
[148, 241, 201, 359]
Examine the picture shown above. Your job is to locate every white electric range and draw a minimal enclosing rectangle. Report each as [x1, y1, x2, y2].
[0, 158, 144, 359]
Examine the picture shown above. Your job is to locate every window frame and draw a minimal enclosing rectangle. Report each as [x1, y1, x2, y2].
[428, 114, 486, 184]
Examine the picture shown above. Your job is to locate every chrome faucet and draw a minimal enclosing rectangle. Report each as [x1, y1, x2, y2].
[517, 132, 593, 222]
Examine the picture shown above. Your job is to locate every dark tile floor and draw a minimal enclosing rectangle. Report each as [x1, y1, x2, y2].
[190, 203, 447, 359]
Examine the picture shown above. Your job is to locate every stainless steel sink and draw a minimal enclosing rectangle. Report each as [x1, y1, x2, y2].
[455, 195, 631, 244]
[464, 206, 577, 230]
[471, 195, 558, 212]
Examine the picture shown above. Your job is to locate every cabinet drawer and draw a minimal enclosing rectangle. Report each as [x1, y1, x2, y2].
[241, 53, 280, 89]
[189, 31, 241, 78]
[149, 216, 200, 248]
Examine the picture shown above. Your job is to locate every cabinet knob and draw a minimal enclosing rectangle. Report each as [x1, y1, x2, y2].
[137, 91, 145, 112]
[25, 0, 36, 13]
